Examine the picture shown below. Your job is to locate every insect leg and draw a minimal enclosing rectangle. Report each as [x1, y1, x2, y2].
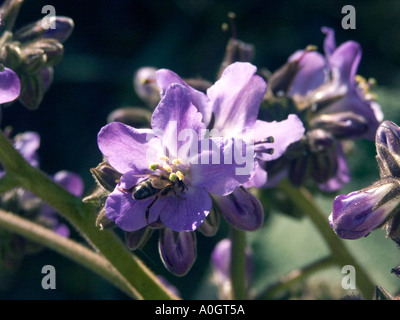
[145, 195, 159, 223]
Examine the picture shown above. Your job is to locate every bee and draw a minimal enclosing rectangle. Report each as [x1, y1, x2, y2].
[121, 174, 188, 223]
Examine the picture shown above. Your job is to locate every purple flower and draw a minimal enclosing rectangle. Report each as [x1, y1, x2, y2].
[0, 67, 20, 104]
[211, 238, 253, 299]
[156, 62, 304, 230]
[289, 27, 383, 140]
[329, 178, 400, 239]
[98, 83, 251, 232]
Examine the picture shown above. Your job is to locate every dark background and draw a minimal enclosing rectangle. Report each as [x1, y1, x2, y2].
[1, 0, 400, 299]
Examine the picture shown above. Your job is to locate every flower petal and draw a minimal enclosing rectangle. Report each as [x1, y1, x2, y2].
[105, 187, 158, 232]
[156, 68, 212, 126]
[206, 62, 267, 133]
[97, 121, 158, 174]
[151, 186, 211, 232]
[253, 114, 305, 162]
[151, 83, 205, 159]
[0, 67, 21, 104]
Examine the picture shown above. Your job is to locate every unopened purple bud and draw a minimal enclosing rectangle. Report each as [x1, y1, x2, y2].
[329, 178, 400, 239]
[159, 228, 197, 276]
[125, 227, 153, 250]
[307, 129, 335, 152]
[211, 238, 253, 299]
[197, 207, 219, 237]
[375, 121, 400, 178]
[133, 67, 160, 108]
[14, 16, 74, 43]
[310, 112, 368, 139]
[212, 187, 264, 231]
[90, 161, 122, 193]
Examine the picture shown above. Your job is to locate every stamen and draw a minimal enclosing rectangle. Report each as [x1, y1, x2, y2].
[172, 158, 181, 165]
[149, 163, 159, 171]
[169, 172, 177, 182]
[255, 136, 274, 145]
[163, 165, 173, 173]
[159, 155, 170, 162]
[176, 171, 185, 181]
[256, 148, 274, 155]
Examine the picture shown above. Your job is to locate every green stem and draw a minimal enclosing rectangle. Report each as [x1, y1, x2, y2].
[230, 226, 247, 300]
[0, 131, 178, 300]
[258, 255, 336, 299]
[0, 208, 139, 298]
[278, 179, 376, 299]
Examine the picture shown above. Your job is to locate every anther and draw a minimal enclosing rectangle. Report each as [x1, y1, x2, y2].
[256, 148, 274, 155]
[149, 163, 159, 171]
[172, 158, 181, 165]
[159, 155, 170, 162]
[254, 136, 274, 145]
[176, 171, 185, 181]
[163, 165, 173, 173]
[169, 173, 177, 182]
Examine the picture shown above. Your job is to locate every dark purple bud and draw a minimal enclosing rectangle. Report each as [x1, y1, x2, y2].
[95, 208, 115, 230]
[310, 112, 368, 139]
[125, 227, 153, 250]
[329, 178, 400, 239]
[18, 73, 45, 110]
[288, 153, 311, 187]
[310, 147, 339, 184]
[197, 206, 220, 237]
[212, 187, 264, 231]
[218, 38, 255, 78]
[107, 107, 152, 129]
[307, 129, 335, 153]
[375, 121, 400, 178]
[14, 16, 74, 43]
[159, 228, 197, 276]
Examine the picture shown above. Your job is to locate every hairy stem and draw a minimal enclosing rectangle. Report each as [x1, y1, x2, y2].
[0, 208, 139, 298]
[0, 130, 178, 300]
[278, 179, 376, 299]
[258, 255, 336, 299]
[230, 226, 247, 300]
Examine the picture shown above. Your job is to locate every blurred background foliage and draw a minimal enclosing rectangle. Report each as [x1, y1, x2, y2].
[1, 0, 400, 299]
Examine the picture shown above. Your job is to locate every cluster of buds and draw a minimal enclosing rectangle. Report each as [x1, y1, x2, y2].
[259, 27, 382, 192]
[0, 0, 74, 109]
[330, 121, 400, 247]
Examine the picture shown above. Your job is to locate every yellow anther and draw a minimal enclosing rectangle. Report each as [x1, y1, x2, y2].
[169, 173, 177, 182]
[159, 155, 170, 162]
[176, 171, 185, 181]
[163, 165, 172, 173]
[172, 158, 181, 165]
[306, 45, 318, 52]
[149, 163, 159, 171]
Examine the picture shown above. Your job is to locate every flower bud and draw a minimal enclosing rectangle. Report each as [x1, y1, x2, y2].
[211, 238, 253, 300]
[90, 161, 122, 193]
[14, 16, 74, 43]
[95, 208, 115, 230]
[107, 107, 152, 128]
[125, 227, 153, 250]
[212, 187, 264, 231]
[218, 38, 255, 78]
[307, 128, 335, 153]
[197, 206, 220, 237]
[375, 120, 400, 179]
[18, 73, 45, 110]
[310, 111, 368, 139]
[329, 178, 400, 239]
[0, 42, 22, 70]
[158, 228, 196, 276]
[310, 147, 339, 184]
[133, 67, 160, 108]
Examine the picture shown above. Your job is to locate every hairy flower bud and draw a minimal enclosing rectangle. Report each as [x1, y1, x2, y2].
[212, 187, 264, 231]
[158, 228, 197, 276]
[375, 120, 400, 179]
[90, 161, 122, 193]
[14, 16, 74, 43]
[107, 107, 152, 128]
[329, 178, 400, 239]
